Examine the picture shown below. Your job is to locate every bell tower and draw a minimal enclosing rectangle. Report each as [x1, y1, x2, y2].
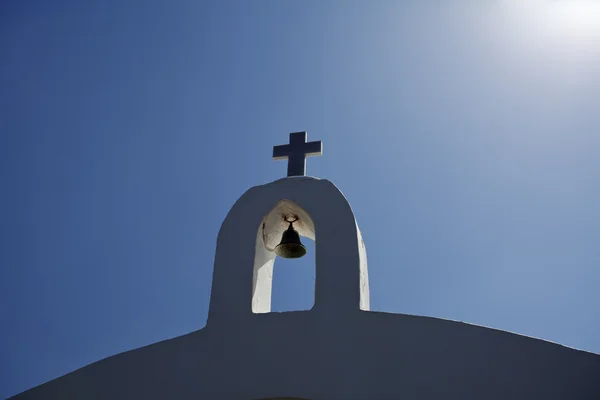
[12, 131, 600, 400]
[207, 133, 369, 326]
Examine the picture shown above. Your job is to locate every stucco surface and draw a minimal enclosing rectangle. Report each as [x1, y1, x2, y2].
[12, 177, 600, 399]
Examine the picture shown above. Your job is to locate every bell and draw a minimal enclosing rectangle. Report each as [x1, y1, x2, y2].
[274, 222, 307, 259]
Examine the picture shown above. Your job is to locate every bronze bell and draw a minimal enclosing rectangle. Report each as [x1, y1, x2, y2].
[274, 222, 307, 259]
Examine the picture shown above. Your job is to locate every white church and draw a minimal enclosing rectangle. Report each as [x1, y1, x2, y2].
[12, 132, 600, 399]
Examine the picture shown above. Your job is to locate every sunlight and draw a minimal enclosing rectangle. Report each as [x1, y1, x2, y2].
[504, 0, 600, 42]
[545, 0, 600, 37]
[496, 0, 600, 69]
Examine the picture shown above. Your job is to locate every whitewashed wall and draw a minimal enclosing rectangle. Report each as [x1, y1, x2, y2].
[13, 178, 600, 399]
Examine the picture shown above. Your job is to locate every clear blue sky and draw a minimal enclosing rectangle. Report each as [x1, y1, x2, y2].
[1, 1, 599, 397]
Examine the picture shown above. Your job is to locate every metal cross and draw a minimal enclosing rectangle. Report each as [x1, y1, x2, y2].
[273, 132, 323, 177]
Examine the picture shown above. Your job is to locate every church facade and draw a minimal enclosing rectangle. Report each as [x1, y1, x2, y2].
[12, 133, 600, 399]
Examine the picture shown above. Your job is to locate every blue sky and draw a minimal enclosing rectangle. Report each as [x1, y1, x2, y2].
[1, 0, 599, 397]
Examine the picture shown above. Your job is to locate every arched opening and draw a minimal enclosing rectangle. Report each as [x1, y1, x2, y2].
[252, 199, 315, 313]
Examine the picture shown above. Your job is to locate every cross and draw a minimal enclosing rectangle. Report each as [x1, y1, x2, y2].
[273, 131, 323, 177]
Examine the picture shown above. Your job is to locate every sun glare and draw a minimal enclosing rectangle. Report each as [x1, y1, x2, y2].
[495, 0, 600, 70]
[502, 0, 600, 43]
[546, 0, 600, 36]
